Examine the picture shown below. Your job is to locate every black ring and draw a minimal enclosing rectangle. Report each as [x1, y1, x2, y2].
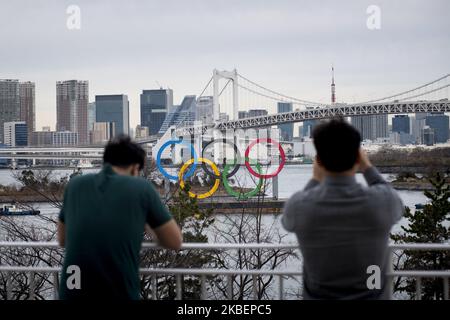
[201, 138, 241, 179]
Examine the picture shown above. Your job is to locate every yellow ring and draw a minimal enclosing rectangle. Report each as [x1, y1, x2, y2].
[178, 157, 220, 199]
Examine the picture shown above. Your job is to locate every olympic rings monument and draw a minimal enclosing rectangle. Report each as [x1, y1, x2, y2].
[153, 126, 285, 201]
[150, 70, 291, 202]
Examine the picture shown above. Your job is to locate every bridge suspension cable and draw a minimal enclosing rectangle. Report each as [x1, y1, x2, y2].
[197, 76, 213, 98]
[237, 73, 324, 105]
[357, 73, 450, 104]
[237, 83, 294, 104]
[397, 83, 450, 102]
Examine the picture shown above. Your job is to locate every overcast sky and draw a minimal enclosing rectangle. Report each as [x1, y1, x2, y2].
[1, 0, 449, 130]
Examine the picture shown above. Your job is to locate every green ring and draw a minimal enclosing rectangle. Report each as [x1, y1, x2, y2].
[222, 160, 264, 200]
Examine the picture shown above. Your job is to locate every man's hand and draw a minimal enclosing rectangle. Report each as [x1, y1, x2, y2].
[358, 148, 372, 172]
[313, 157, 325, 182]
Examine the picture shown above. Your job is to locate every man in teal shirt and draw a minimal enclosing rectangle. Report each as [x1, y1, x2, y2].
[57, 135, 182, 299]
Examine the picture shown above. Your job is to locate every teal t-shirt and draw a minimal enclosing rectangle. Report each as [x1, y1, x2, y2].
[58, 164, 172, 300]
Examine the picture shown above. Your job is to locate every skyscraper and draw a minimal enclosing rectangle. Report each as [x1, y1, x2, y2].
[158, 95, 196, 135]
[277, 102, 293, 141]
[19, 81, 35, 141]
[392, 115, 410, 134]
[95, 95, 129, 136]
[56, 80, 89, 144]
[140, 89, 173, 135]
[0, 79, 20, 143]
[351, 115, 388, 141]
[196, 96, 214, 124]
[425, 112, 449, 143]
[87, 102, 96, 132]
[412, 113, 427, 144]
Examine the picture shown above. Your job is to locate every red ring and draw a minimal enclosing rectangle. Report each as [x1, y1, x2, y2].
[244, 138, 286, 178]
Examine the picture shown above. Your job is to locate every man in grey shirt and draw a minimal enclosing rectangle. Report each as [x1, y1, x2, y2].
[282, 119, 404, 299]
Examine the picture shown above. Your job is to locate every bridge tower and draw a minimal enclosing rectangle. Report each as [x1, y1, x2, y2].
[213, 69, 239, 122]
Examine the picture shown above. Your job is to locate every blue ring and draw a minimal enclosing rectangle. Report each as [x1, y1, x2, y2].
[156, 139, 198, 181]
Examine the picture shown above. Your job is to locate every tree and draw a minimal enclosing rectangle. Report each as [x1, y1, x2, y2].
[0, 169, 82, 299]
[209, 174, 295, 300]
[139, 183, 217, 300]
[391, 172, 450, 299]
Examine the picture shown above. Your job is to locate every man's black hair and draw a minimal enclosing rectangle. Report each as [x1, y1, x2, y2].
[103, 134, 146, 170]
[312, 118, 361, 172]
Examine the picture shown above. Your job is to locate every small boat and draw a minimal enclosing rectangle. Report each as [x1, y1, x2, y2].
[0, 204, 40, 216]
[414, 203, 425, 210]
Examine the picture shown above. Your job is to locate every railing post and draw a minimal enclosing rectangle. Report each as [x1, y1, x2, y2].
[176, 274, 182, 300]
[387, 248, 394, 299]
[415, 277, 422, 300]
[227, 275, 233, 300]
[6, 272, 12, 300]
[201, 275, 207, 300]
[52, 272, 59, 300]
[152, 275, 157, 300]
[444, 278, 449, 300]
[278, 275, 284, 300]
[29, 272, 35, 300]
[252, 275, 258, 300]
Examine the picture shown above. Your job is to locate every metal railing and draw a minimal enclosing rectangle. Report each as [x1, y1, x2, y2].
[0, 242, 449, 300]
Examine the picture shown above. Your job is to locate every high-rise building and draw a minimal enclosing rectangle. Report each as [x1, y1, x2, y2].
[0, 79, 20, 143]
[56, 80, 89, 144]
[392, 115, 410, 134]
[19, 81, 35, 140]
[351, 115, 388, 141]
[412, 113, 427, 144]
[87, 102, 96, 132]
[425, 112, 449, 143]
[4, 121, 27, 147]
[92, 122, 115, 144]
[302, 120, 318, 138]
[196, 96, 214, 124]
[389, 132, 415, 145]
[158, 95, 196, 135]
[95, 95, 129, 136]
[140, 89, 173, 135]
[277, 102, 293, 141]
[421, 126, 435, 146]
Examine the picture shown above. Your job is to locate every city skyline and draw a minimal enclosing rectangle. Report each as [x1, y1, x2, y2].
[1, 0, 449, 130]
